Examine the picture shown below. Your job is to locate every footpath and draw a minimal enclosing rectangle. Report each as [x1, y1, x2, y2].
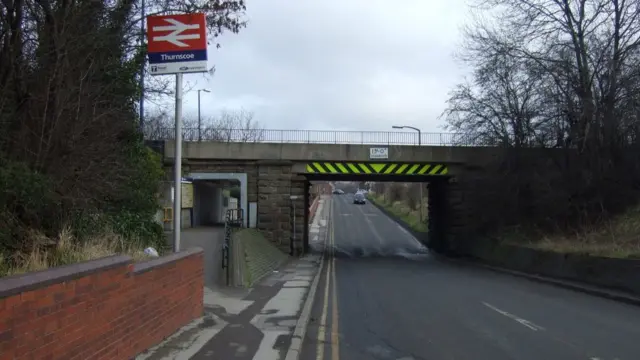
[137, 195, 332, 360]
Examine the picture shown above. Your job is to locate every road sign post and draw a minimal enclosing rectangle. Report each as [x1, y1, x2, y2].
[147, 13, 208, 252]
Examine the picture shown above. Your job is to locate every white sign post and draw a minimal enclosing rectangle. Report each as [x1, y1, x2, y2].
[147, 13, 208, 252]
[369, 147, 389, 159]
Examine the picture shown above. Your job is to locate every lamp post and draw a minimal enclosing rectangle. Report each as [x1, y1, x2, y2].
[392, 125, 421, 146]
[197, 89, 210, 141]
[392, 125, 424, 224]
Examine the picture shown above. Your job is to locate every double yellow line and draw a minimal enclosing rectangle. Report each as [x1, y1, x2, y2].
[316, 198, 340, 360]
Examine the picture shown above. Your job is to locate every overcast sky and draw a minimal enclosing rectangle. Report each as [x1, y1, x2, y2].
[153, 0, 472, 133]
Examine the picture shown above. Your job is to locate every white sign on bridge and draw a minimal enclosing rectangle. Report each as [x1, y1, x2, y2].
[369, 147, 389, 159]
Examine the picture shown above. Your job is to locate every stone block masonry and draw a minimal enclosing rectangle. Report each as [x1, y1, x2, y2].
[257, 164, 295, 252]
[0, 248, 204, 359]
[186, 161, 307, 255]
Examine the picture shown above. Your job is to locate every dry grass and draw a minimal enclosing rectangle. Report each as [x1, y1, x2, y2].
[501, 205, 640, 259]
[0, 226, 154, 277]
[370, 191, 640, 259]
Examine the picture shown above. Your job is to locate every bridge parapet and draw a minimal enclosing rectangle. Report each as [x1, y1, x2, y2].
[164, 141, 504, 165]
[150, 128, 477, 146]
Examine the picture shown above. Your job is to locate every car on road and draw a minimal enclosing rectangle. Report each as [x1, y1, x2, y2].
[353, 192, 367, 205]
[332, 189, 344, 195]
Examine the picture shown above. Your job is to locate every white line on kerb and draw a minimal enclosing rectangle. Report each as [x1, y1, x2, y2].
[396, 225, 426, 249]
[482, 302, 545, 331]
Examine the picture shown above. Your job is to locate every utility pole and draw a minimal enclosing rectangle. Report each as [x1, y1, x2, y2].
[392, 125, 424, 223]
[197, 89, 210, 142]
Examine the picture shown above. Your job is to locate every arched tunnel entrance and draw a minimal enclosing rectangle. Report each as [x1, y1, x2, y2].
[297, 161, 454, 258]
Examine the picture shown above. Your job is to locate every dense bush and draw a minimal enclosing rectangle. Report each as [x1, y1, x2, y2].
[0, 0, 247, 269]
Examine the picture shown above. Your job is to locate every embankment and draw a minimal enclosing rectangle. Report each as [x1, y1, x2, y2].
[368, 194, 640, 297]
[460, 241, 640, 295]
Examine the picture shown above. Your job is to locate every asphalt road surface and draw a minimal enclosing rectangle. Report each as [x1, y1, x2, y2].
[300, 193, 640, 360]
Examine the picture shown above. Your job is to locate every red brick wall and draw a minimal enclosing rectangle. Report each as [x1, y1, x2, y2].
[0, 248, 204, 360]
[308, 183, 331, 223]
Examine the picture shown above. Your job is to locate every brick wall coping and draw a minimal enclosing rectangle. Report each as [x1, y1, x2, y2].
[133, 247, 202, 274]
[0, 247, 203, 299]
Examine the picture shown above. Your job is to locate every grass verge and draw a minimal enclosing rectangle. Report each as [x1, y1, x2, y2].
[367, 191, 640, 259]
[0, 226, 159, 277]
[367, 193, 428, 232]
[233, 228, 288, 287]
[495, 205, 640, 259]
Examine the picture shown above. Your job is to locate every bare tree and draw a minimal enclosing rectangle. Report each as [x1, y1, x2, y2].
[449, 0, 640, 151]
[442, 52, 546, 147]
[144, 108, 264, 142]
[441, 0, 640, 234]
[207, 109, 264, 142]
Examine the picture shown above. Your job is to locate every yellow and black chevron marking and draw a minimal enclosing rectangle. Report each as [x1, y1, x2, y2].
[305, 162, 448, 175]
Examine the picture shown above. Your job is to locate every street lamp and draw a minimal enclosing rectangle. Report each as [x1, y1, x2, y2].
[197, 89, 211, 141]
[392, 125, 424, 224]
[392, 125, 421, 146]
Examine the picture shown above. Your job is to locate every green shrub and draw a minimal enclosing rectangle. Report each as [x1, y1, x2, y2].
[0, 155, 58, 251]
[86, 141, 165, 249]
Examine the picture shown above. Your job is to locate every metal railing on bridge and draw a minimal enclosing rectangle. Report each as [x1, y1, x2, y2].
[146, 127, 491, 146]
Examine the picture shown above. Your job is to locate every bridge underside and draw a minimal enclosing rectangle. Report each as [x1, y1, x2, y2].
[306, 174, 445, 182]
[301, 161, 450, 182]
[171, 159, 465, 256]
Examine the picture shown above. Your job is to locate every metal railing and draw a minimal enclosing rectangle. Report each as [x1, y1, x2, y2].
[145, 128, 490, 146]
[222, 208, 244, 286]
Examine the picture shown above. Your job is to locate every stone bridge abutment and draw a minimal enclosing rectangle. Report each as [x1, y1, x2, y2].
[158, 141, 514, 256]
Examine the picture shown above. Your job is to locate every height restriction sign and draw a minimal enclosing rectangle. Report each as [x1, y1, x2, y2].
[146, 13, 208, 75]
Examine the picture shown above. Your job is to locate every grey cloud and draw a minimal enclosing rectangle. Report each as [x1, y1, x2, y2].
[174, 0, 470, 133]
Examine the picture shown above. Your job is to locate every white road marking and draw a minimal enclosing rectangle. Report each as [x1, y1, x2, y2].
[397, 225, 410, 235]
[482, 302, 545, 331]
[396, 224, 427, 250]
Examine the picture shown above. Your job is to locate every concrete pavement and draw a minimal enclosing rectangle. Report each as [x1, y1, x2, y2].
[137, 196, 332, 360]
[175, 227, 225, 287]
[301, 193, 640, 360]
